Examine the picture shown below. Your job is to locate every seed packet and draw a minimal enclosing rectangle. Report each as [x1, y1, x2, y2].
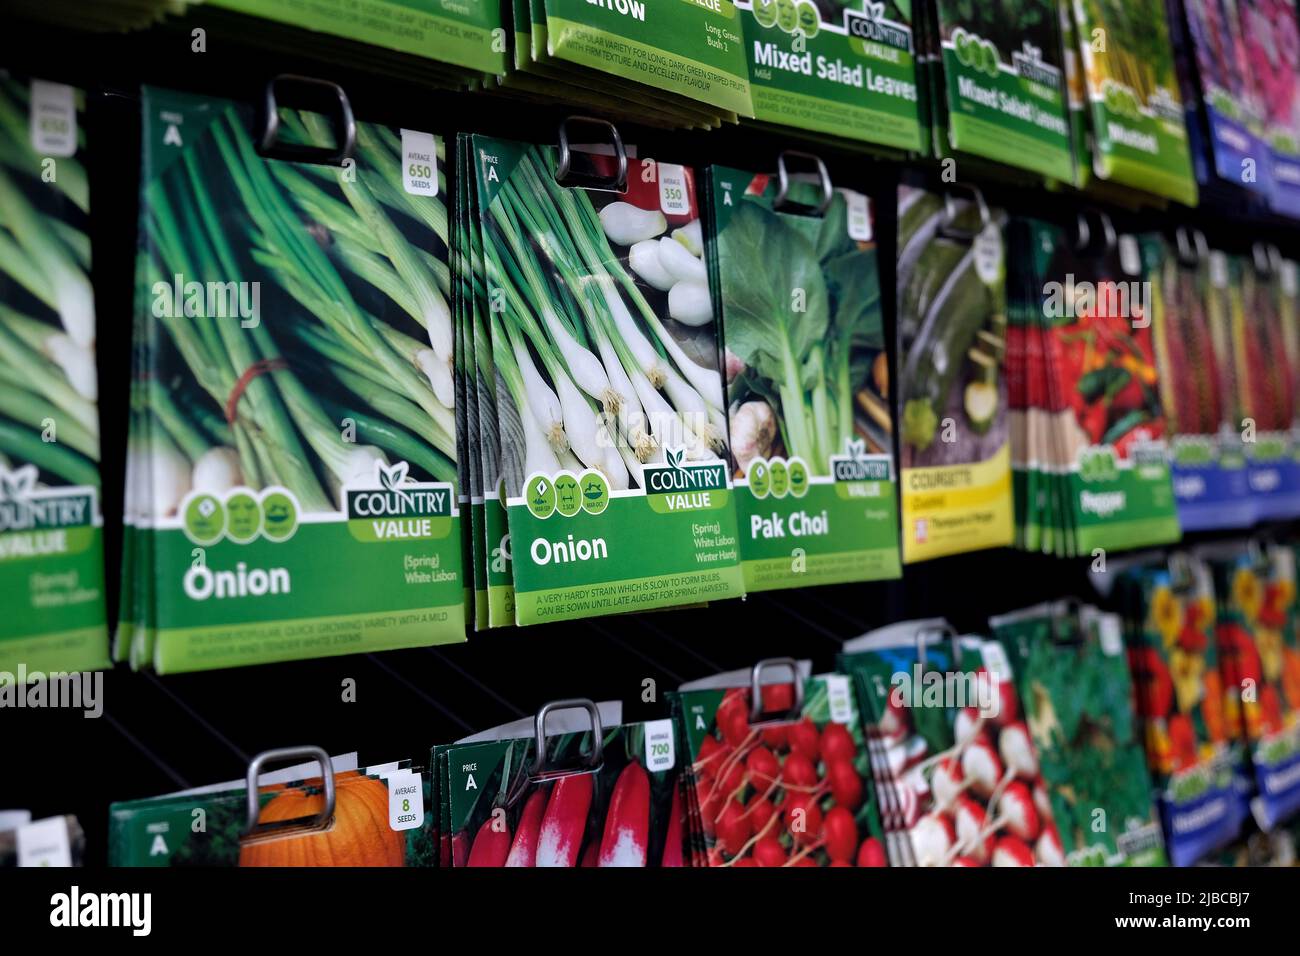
[672, 661, 888, 867]
[124, 85, 465, 672]
[110, 752, 436, 866]
[1236, 251, 1300, 518]
[1238, 0, 1300, 217]
[839, 620, 1065, 867]
[896, 186, 1012, 563]
[928, 0, 1074, 181]
[0, 814, 85, 867]
[470, 130, 743, 625]
[734, 0, 923, 151]
[1204, 542, 1300, 830]
[0, 75, 110, 678]
[991, 602, 1167, 865]
[1067, 0, 1198, 204]
[704, 160, 900, 592]
[1115, 553, 1245, 865]
[1145, 236, 1253, 530]
[440, 701, 685, 867]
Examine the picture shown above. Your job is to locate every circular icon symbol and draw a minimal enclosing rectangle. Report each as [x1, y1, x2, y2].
[795, 1, 819, 37]
[752, 0, 778, 27]
[553, 472, 581, 518]
[579, 470, 610, 515]
[769, 458, 790, 498]
[788, 458, 810, 498]
[776, 0, 799, 33]
[260, 489, 299, 542]
[183, 493, 224, 546]
[225, 490, 261, 543]
[749, 459, 771, 499]
[525, 475, 557, 519]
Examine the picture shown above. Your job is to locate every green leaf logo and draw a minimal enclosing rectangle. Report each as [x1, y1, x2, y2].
[0, 464, 37, 502]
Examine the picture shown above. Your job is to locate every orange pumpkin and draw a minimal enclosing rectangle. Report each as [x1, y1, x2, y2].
[1282, 647, 1300, 711]
[239, 773, 405, 867]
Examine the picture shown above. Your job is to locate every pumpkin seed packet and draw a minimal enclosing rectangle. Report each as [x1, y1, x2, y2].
[440, 702, 686, 867]
[839, 620, 1066, 867]
[1067, 0, 1198, 205]
[123, 87, 466, 672]
[928, 0, 1074, 181]
[672, 662, 888, 867]
[704, 163, 900, 592]
[734, 0, 923, 151]
[1235, 252, 1300, 519]
[1204, 542, 1300, 830]
[1238, 0, 1300, 218]
[1114, 553, 1246, 865]
[471, 134, 744, 625]
[990, 601, 1167, 865]
[110, 753, 438, 866]
[896, 186, 1012, 563]
[0, 75, 111, 677]
[1145, 236, 1253, 530]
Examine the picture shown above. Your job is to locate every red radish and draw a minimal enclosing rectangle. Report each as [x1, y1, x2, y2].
[820, 723, 857, 765]
[791, 856, 818, 867]
[997, 722, 1039, 780]
[827, 759, 864, 810]
[661, 782, 684, 868]
[731, 858, 757, 867]
[950, 856, 981, 867]
[960, 739, 1003, 798]
[535, 774, 593, 867]
[856, 836, 887, 867]
[1036, 823, 1065, 867]
[783, 795, 823, 846]
[1033, 783, 1052, 821]
[752, 835, 787, 867]
[788, 718, 821, 762]
[997, 781, 1040, 842]
[716, 758, 746, 799]
[830, 860, 853, 868]
[931, 757, 965, 809]
[760, 724, 788, 749]
[598, 762, 651, 867]
[878, 694, 911, 739]
[746, 746, 781, 788]
[953, 796, 994, 863]
[715, 798, 752, 857]
[505, 789, 548, 867]
[746, 795, 777, 832]
[718, 703, 750, 748]
[954, 707, 986, 745]
[910, 812, 955, 866]
[782, 751, 819, 789]
[761, 682, 795, 713]
[451, 831, 470, 868]
[992, 835, 1035, 867]
[823, 806, 859, 863]
[696, 734, 728, 768]
[466, 815, 512, 867]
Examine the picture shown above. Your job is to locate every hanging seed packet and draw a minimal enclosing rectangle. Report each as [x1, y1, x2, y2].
[1145, 236, 1252, 530]
[1205, 543, 1300, 830]
[896, 186, 1012, 563]
[441, 702, 685, 867]
[1115, 554, 1245, 865]
[0, 75, 110, 677]
[991, 602, 1166, 866]
[734, 0, 922, 151]
[472, 131, 743, 625]
[1237, 251, 1300, 518]
[705, 161, 900, 592]
[672, 661, 888, 867]
[128, 85, 465, 672]
[1238, 0, 1300, 217]
[110, 752, 436, 866]
[1068, 0, 1198, 204]
[537, 0, 754, 119]
[839, 620, 1065, 867]
[929, 0, 1073, 181]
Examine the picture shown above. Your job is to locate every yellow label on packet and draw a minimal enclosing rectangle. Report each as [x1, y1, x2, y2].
[901, 444, 1014, 563]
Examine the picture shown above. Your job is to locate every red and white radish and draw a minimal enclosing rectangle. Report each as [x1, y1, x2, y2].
[505, 789, 548, 867]
[1036, 822, 1065, 867]
[466, 814, 512, 867]
[997, 721, 1039, 780]
[931, 757, 965, 809]
[953, 796, 995, 864]
[535, 774, 593, 867]
[960, 739, 1003, 798]
[992, 835, 1035, 867]
[911, 812, 955, 866]
[996, 781, 1041, 842]
[597, 762, 651, 867]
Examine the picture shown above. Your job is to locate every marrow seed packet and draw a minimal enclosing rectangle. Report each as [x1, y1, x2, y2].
[124, 86, 465, 672]
[470, 134, 743, 625]
[0, 75, 110, 677]
[704, 162, 900, 591]
[896, 186, 1012, 563]
[736, 0, 923, 151]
